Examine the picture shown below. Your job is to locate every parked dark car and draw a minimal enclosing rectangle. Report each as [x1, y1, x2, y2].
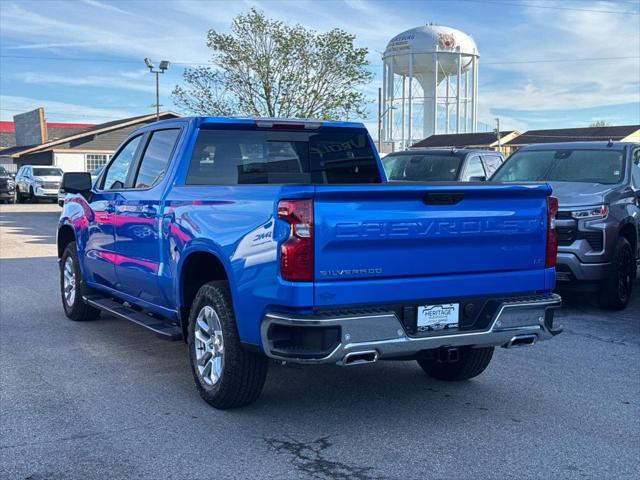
[0, 166, 16, 204]
[492, 141, 640, 309]
[381, 148, 505, 182]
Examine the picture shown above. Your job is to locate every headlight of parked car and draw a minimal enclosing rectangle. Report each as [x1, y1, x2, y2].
[571, 204, 609, 220]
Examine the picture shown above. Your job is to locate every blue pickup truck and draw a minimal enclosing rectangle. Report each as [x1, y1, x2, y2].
[57, 116, 562, 409]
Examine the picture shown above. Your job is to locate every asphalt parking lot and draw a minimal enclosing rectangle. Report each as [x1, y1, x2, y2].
[1, 203, 638, 480]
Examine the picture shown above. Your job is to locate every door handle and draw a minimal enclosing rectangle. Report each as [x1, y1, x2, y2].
[141, 205, 157, 217]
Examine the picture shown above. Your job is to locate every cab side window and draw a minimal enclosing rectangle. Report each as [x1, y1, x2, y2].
[101, 135, 143, 190]
[462, 156, 486, 181]
[482, 155, 503, 178]
[632, 149, 640, 188]
[133, 129, 180, 189]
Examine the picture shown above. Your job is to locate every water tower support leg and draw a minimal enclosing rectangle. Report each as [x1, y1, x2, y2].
[464, 69, 469, 133]
[445, 75, 450, 134]
[408, 54, 413, 146]
[433, 49, 438, 135]
[456, 50, 462, 134]
[401, 75, 405, 150]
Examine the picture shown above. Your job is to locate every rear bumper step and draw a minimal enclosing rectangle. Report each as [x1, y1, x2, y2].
[261, 293, 562, 364]
[83, 295, 182, 341]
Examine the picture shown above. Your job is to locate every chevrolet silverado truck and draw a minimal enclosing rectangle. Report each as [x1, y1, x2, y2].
[57, 116, 561, 409]
[492, 141, 640, 310]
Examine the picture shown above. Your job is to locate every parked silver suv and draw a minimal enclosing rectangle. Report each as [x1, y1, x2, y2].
[493, 141, 640, 309]
[15, 165, 63, 203]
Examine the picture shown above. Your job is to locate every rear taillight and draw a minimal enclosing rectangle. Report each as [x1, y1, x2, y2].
[278, 199, 313, 282]
[546, 196, 559, 268]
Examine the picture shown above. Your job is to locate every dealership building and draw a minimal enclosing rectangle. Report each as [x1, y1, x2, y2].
[0, 108, 180, 173]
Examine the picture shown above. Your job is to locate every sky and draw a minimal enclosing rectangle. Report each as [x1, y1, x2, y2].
[1, 0, 639, 136]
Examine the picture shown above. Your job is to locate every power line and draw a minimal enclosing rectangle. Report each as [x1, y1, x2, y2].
[449, 0, 640, 15]
[483, 56, 640, 65]
[0, 54, 212, 66]
[3, 54, 639, 69]
[0, 107, 150, 120]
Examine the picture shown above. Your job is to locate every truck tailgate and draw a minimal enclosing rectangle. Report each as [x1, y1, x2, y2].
[313, 183, 552, 306]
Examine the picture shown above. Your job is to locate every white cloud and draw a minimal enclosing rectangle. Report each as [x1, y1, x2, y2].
[20, 72, 156, 93]
[80, 0, 131, 15]
[1, 0, 638, 132]
[478, 1, 640, 127]
[0, 95, 138, 123]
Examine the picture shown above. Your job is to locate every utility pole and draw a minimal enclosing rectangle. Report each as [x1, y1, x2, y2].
[495, 117, 501, 152]
[144, 58, 170, 121]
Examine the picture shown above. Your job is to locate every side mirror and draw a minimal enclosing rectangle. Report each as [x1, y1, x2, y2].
[469, 175, 487, 182]
[62, 172, 92, 194]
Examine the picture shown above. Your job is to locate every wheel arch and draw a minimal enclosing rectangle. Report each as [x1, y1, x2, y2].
[177, 249, 231, 341]
[618, 221, 637, 258]
[57, 224, 76, 258]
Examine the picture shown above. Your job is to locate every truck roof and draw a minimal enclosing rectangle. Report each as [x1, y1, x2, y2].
[516, 141, 638, 151]
[391, 147, 501, 156]
[152, 116, 367, 130]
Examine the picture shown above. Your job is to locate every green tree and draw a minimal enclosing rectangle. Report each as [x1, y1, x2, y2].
[173, 8, 372, 120]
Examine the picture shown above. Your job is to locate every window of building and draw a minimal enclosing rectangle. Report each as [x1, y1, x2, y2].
[85, 154, 111, 173]
[133, 129, 180, 189]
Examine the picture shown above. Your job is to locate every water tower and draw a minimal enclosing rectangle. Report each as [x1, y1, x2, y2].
[381, 23, 479, 151]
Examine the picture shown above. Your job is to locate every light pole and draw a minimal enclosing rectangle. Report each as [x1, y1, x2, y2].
[144, 58, 170, 121]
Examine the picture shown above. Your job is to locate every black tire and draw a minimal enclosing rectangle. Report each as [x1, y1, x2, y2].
[417, 346, 494, 381]
[600, 237, 635, 310]
[16, 187, 24, 203]
[60, 241, 101, 321]
[187, 281, 268, 409]
[29, 186, 36, 203]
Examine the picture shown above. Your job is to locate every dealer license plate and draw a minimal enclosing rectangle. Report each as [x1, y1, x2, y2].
[417, 303, 459, 331]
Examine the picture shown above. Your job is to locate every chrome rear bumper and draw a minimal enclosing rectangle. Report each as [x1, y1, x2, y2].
[261, 294, 562, 365]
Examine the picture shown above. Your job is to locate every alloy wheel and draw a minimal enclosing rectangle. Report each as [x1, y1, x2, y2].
[618, 247, 633, 303]
[194, 305, 225, 386]
[62, 257, 76, 307]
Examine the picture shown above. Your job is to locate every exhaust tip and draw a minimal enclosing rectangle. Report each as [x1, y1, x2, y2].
[504, 334, 537, 348]
[343, 350, 378, 366]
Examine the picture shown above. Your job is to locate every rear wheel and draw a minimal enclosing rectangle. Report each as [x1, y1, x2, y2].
[600, 237, 635, 310]
[60, 242, 100, 321]
[417, 346, 494, 381]
[188, 281, 268, 409]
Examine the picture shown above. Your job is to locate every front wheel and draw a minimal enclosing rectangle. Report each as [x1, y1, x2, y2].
[417, 346, 494, 381]
[600, 237, 635, 310]
[60, 242, 101, 321]
[16, 187, 24, 203]
[188, 281, 268, 409]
